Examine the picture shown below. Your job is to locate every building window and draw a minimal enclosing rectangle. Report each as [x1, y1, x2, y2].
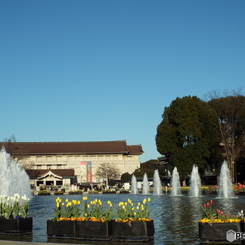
[37, 156, 42, 162]
[68, 156, 73, 161]
[47, 156, 52, 162]
[56, 181, 62, 186]
[36, 181, 43, 186]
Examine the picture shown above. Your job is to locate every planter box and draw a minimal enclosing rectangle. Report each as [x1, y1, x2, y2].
[47, 220, 111, 240]
[0, 217, 33, 233]
[111, 220, 154, 241]
[38, 192, 51, 196]
[119, 191, 129, 194]
[47, 220, 75, 237]
[181, 191, 189, 194]
[76, 221, 111, 240]
[198, 222, 241, 243]
[69, 192, 83, 195]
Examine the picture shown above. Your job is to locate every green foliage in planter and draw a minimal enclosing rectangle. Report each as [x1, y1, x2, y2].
[38, 190, 51, 195]
[0, 194, 30, 219]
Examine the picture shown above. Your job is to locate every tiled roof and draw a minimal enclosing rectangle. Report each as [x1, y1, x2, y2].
[0, 140, 143, 155]
[25, 169, 75, 178]
[127, 145, 145, 155]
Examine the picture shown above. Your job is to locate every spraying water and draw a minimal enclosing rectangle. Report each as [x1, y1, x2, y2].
[171, 167, 181, 196]
[189, 165, 201, 197]
[130, 174, 138, 194]
[0, 147, 31, 197]
[219, 161, 235, 198]
[142, 173, 149, 195]
[153, 169, 162, 195]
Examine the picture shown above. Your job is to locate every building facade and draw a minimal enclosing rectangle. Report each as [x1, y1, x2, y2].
[1, 140, 143, 189]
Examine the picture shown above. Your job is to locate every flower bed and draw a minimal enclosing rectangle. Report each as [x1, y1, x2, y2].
[69, 190, 83, 195]
[47, 196, 154, 241]
[0, 194, 32, 233]
[198, 200, 242, 243]
[38, 190, 51, 196]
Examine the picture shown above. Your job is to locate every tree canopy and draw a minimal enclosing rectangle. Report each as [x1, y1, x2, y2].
[207, 92, 245, 182]
[156, 96, 222, 181]
[95, 162, 120, 181]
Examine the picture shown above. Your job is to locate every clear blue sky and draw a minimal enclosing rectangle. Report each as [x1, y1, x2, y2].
[1, 0, 244, 163]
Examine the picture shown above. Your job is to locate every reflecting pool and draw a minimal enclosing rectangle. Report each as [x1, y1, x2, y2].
[1, 194, 245, 245]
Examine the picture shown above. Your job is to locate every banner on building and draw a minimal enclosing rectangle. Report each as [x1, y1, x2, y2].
[80, 162, 87, 182]
[80, 161, 92, 182]
[86, 162, 92, 182]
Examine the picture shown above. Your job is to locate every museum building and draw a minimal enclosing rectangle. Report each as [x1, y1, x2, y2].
[0, 140, 143, 189]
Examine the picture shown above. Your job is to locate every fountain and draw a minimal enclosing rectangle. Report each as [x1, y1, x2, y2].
[171, 167, 181, 196]
[153, 169, 162, 195]
[0, 147, 31, 197]
[218, 161, 235, 198]
[189, 165, 201, 197]
[142, 173, 149, 195]
[130, 174, 138, 194]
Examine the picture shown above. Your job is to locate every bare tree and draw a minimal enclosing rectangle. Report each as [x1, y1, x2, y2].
[95, 163, 120, 189]
[206, 89, 245, 182]
[2, 135, 26, 163]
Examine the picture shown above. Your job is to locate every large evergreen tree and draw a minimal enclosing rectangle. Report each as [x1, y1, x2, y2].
[156, 96, 222, 183]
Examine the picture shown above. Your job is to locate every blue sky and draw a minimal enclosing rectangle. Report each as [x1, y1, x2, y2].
[1, 0, 244, 162]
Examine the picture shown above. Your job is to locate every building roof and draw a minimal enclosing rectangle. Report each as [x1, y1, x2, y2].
[0, 140, 144, 155]
[25, 169, 75, 178]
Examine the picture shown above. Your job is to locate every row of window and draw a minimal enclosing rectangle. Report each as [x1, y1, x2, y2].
[33, 155, 129, 162]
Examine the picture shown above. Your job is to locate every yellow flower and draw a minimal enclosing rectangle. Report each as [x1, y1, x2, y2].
[143, 199, 147, 204]
[56, 197, 61, 202]
[65, 199, 68, 202]
[82, 196, 88, 201]
[147, 197, 151, 202]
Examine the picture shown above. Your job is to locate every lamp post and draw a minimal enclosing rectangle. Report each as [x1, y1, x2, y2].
[105, 165, 108, 189]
